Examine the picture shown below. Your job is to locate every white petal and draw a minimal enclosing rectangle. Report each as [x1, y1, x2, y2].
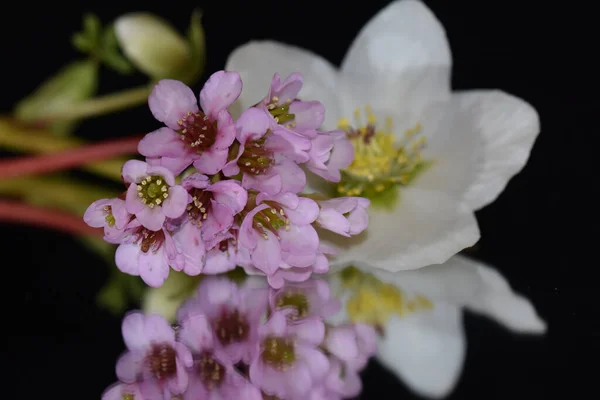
[376, 304, 465, 398]
[455, 90, 540, 210]
[225, 41, 340, 126]
[325, 188, 479, 271]
[371, 254, 547, 333]
[340, 0, 451, 116]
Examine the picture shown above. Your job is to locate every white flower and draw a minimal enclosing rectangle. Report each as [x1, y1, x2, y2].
[328, 256, 546, 398]
[226, 0, 540, 272]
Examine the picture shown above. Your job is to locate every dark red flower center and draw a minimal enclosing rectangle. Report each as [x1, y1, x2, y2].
[186, 188, 213, 226]
[213, 308, 249, 346]
[146, 343, 177, 381]
[197, 352, 226, 389]
[177, 111, 217, 153]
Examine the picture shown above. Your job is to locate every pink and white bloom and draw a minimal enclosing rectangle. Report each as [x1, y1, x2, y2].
[226, 0, 540, 273]
[115, 222, 182, 287]
[84, 198, 130, 243]
[238, 192, 320, 285]
[115, 312, 193, 394]
[249, 311, 329, 399]
[123, 160, 188, 232]
[316, 197, 370, 237]
[139, 71, 241, 175]
[223, 107, 307, 195]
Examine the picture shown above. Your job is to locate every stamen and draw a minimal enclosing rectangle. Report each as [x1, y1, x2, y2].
[262, 337, 295, 370]
[237, 137, 274, 176]
[177, 111, 217, 153]
[136, 175, 170, 209]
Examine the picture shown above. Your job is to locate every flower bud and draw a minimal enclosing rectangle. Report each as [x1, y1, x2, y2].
[115, 12, 202, 81]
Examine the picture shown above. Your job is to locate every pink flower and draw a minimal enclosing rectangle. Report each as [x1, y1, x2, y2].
[323, 323, 377, 371]
[178, 277, 268, 364]
[263, 73, 325, 137]
[321, 357, 363, 399]
[316, 197, 370, 237]
[84, 198, 130, 243]
[203, 229, 248, 274]
[269, 279, 341, 320]
[180, 174, 247, 242]
[223, 107, 307, 195]
[115, 222, 182, 287]
[101, 382, 144, 400]
[115, 312, 193, 394]
[249, 311, 329, 399]
[183, 350, 262, 400]
[123, 160, 188, 231]
[238, 192, 320, 283]
[306, 130, 354, 182]
[139, 71, 241, 175]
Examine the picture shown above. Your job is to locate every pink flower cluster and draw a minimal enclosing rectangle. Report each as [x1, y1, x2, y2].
[84, 70, 368, 288]
[103, 277, 377, 400]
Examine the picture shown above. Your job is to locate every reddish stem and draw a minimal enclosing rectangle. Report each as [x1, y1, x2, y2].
[0, 135, 142, 179]
[0, 200, 103, 237]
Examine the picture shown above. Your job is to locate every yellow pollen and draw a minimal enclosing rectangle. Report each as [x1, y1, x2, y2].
[340, 266, 433, 326]
[336, 106, 431, 201]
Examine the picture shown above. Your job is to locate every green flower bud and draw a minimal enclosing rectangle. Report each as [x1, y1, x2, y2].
[115, 12, 204, 82]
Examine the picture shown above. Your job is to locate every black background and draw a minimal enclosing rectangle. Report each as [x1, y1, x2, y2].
[1, 0, 598, 398]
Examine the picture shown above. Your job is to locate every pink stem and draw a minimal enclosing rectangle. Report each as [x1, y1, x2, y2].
[0, 200, 103, 237]
[0, 135, 142, 179]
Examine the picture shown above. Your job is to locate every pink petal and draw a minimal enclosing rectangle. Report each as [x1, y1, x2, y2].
[269, 72, 303, 103]
[173, 222, 205, 276]
[125, 184, 145, 214]
[83, 199, 112, 228]
[203, 248, 236, 274]
[138, 249, 169, 287]
[289, 100, 325, 131]
[236, 108, 270, 143]
[199, 70, 242, 117]
[116, 351, 143, 383]
[122, 160, 149, 184]
[179, 314, 213, 352]
[299, 346, 330, 380]
[115, 244, 142, 276]
[174, 341, 194, 367]
[280, 224, 319, 255]
[167, 358, 189, 394]
[149, 79, 198, 130]
[201, 201, 233, 240]
[144, 313, 175, 342]
[146, 165, 177, 186]
[213, 109, 236, 149]
[122, 312, 148, 349]
[238, 203, 270, 250]
[251, 233, 282, 275]
[138, 127, 187, 158]
[316, 208, 351, 236]
[290, 317, 325, 345]
[286, 197, 319, 225]
[242, 172, 282, 195]
[181, 173, 210, 190]
[136, 206, 166, 231]
[209, 180, 247, 214]
[325, 326, 358, 361]
[162, 185, 188, 218]
[192, 147, 228, 175]
[146, 154, 195, 176]
[275, 160, 306, 194]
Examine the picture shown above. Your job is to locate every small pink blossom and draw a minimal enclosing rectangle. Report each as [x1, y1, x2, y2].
[238, 192, 320, 283]
[178, 277, 269, 364]
[115, 222, 182, 287]
[139, 71, 241, 175]
[123, 160, 188, 231]
[269, 279, 341, 320]
[324, 323, 378, 371]
[84, 198, 130, 243]
[115, 312, 193, 394]
[223, 107, 307, 195]
[316, 197, 370, 237]
[306, 130, 354, 182]
[249, 311, 329, 399]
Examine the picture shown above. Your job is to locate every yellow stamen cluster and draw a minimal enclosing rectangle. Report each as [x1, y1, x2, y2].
[266, 96, 296, 128]
[340, 267, 433, 327]
[136, 175, 169, 208]
[337, 106, 429, 199]
[103, 205, 116, 227]
[275, 290, 310, 318]
[262, 336, 296, 370]
[198, 352, 226, 389]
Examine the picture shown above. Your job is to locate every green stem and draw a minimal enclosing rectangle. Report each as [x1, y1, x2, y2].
[33, 84, 152, 122]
